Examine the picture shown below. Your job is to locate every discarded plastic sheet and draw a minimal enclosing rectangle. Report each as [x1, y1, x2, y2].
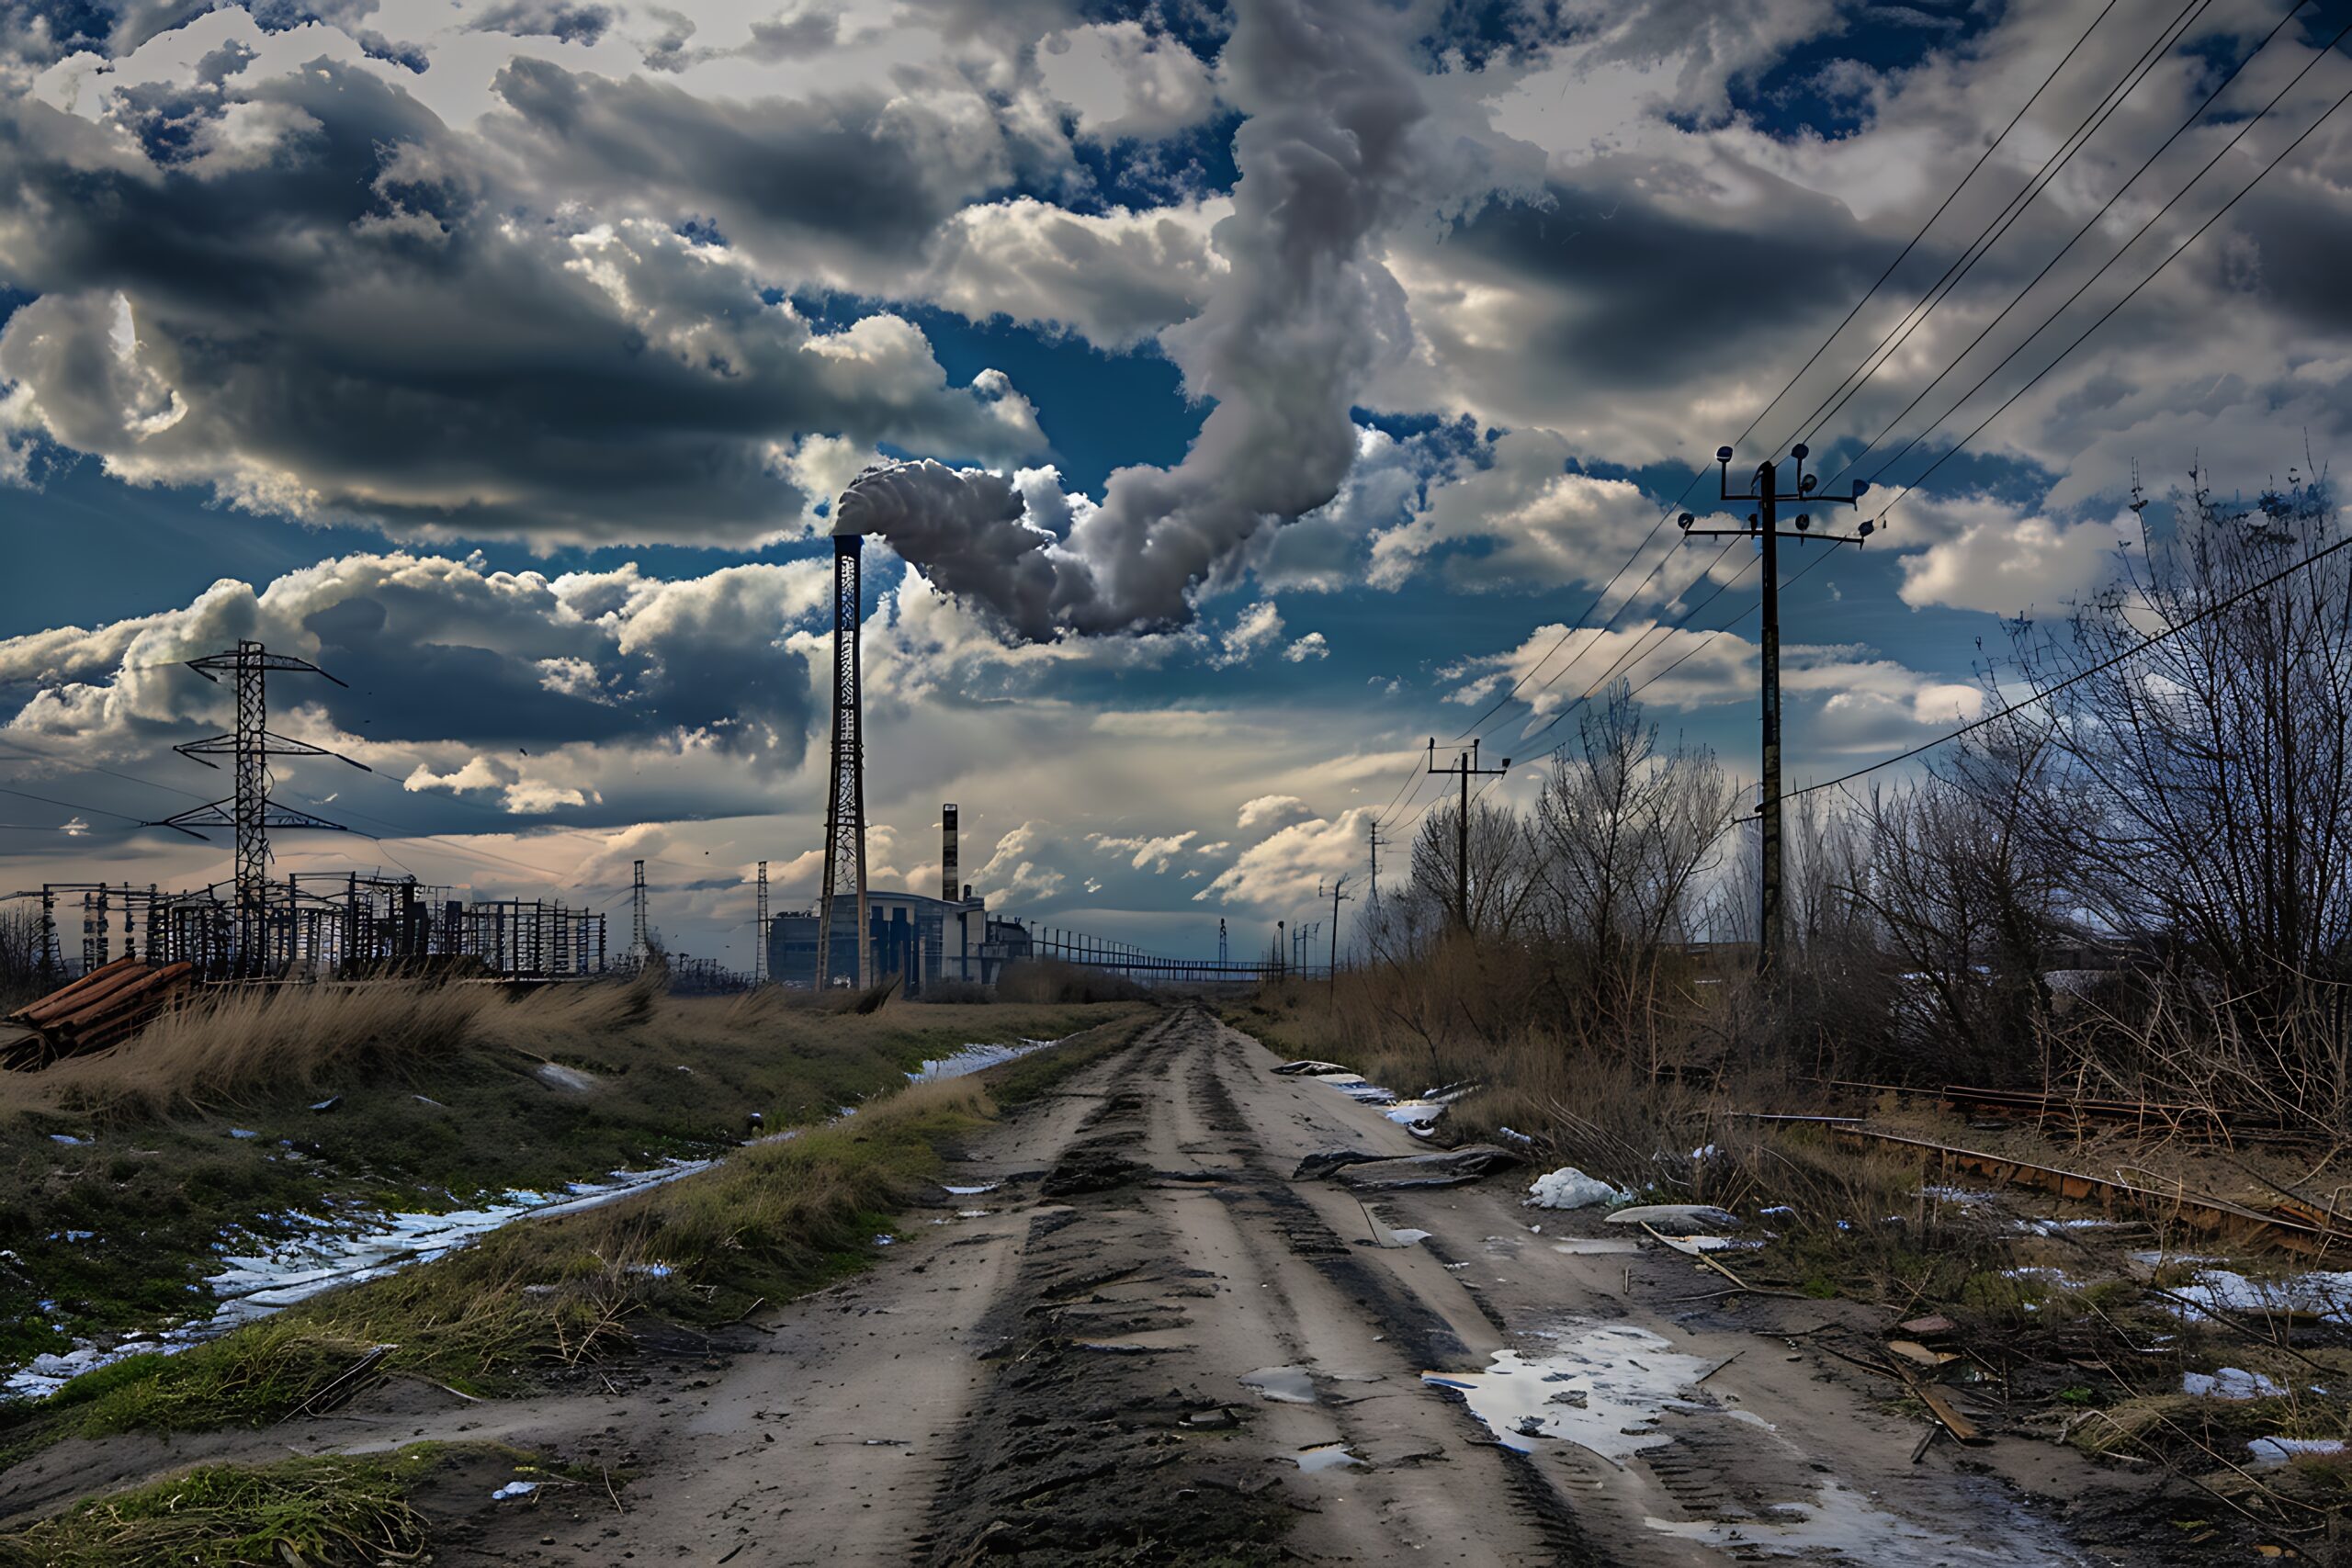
[2183, 1367, 2283, 1400]
[1524, 1167, 1630, 1211]
[1550, 1237, 1642, 1257]
[491, 1481, 542, 1502]
[1603, 1204, 1741, 1236]
[943, 1182, 1000, 1196]
[2248, 1436, 2346, 1466]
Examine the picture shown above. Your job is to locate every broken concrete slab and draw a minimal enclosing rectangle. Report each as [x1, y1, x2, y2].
[1601, 1203, 1743, 1236]
[1334, 1145, 1523, 1191]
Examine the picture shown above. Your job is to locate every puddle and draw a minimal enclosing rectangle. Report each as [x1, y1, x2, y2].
[908, 1037, 1059, 1084]
[5, 1157, 712, 1401]
[1550, 1238, 1641, 1257]
[1291, 1443, 1362, 1472]
[1645, 1478, 2069, 1565]
[1421, 1324, 1717, 1459]
[1240, 1365, 1317, 1404]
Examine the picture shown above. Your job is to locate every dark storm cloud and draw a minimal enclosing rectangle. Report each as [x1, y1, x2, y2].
[0, 61, 1041, 547]
[1435, 168, 1889, 391]
[469, 0, 615, 47]
[485, 57, 1015, 277]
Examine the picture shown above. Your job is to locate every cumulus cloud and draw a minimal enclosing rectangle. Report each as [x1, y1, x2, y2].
[1896, 502, 2140, 615]
[0, 549, 835, 778]
[1236, 793, 1311, 830]
[1089, 829, 1197, 874]
[1038, 21, 1217, 144]
[1195, 806, 1371, 907]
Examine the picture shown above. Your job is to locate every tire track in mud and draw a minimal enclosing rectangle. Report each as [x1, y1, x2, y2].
[920, 1007, 1606, 1566]
[918, 1011, 1296, 1566]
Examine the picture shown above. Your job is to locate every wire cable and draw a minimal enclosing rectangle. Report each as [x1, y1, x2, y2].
[1771, 529, 2352, 807]
[1790, 0, 2217, 446]
[1863, 64, 2352, 528]
[1818, 0, 2312, 492]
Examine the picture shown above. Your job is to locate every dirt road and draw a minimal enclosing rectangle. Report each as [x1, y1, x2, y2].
[1, 1007, 2153, 1561]
[387, 1002, 2153, 1566]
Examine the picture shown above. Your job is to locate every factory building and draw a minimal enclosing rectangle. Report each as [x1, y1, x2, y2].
[766, 888, 1010, 992]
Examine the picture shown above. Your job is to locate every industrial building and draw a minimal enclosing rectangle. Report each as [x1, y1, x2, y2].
[765, 888, 1033, 992]
[767, 797, 1037, 991]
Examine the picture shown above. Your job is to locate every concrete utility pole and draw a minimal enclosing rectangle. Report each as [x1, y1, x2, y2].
[1425, 739, 1510, 933]
[1679, 443, 1872, 978]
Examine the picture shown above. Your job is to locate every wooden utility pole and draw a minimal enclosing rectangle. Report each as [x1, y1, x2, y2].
[1678, 443, 1873, 977]
[1317, 875, 1351, 1006]
[1426, 739, 1510, 933]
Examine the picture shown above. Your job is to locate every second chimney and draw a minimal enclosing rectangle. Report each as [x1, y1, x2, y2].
[943, 804, 959, 904]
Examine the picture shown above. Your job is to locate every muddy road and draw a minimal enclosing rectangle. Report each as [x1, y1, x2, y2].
[38, 1005, 2159, 1564]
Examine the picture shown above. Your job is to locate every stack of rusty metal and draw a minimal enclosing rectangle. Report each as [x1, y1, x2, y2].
[1, 955, 197, 1070]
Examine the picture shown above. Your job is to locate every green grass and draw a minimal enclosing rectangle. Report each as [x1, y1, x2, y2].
[1, 1007, 1159, 1460]
[0, 983, 1141, 1368]
[0, 1442, 543, 1568]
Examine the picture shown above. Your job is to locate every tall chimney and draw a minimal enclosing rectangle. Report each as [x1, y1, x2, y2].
[942, 804, 959, 904]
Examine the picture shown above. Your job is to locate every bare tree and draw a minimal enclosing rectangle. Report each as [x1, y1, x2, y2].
[2012, 468, 2352, 1011]
[1849, 718, 2072, 1081]
[1410, 795, 1543, 941]
[1529, 684, 1736, 1047]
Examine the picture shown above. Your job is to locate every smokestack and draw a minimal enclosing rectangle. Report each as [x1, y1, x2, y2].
[942, 804, 958, 904]
[815, 536, 868, 989]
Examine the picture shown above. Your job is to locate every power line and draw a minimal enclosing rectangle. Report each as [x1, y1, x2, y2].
[1774, 529, 2352, 807]
[1790, 0, 2217, 446]
[1863, 62, 2352, 529]
[1391, 0, 2157, 807]
[1816, 0, 2316, 494]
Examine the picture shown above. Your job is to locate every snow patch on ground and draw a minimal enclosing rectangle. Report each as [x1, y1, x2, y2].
[4, 1157, 710, 1402]
[1421, 1324, 1716, 1460]
[908, 1037, 1057, 1083]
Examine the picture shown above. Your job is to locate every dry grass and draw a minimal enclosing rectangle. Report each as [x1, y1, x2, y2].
[26, 968, 662, 1122]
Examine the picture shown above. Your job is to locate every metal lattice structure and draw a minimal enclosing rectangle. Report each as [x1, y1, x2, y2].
[753, 860, 769, 985]
[153, 641, 368, 974]
[816, 536, 869, 990]
[629, 859, 648, 967]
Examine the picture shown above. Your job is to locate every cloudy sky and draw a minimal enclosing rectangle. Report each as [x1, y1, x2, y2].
[1, 0, 2346, 968]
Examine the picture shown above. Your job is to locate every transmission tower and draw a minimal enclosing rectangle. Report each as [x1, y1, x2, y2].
[753, 860, 769, 985]
[153, 640, 367, 974]
[815, 535, 869, 989]
[629, 859, 648, 967]
[1216, 917, 1228, 969]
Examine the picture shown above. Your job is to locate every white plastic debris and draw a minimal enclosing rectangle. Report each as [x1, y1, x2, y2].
[2247, 1437, 2346, 1467]
[491, 1481, 542, 1501]
[1523, 1168, 1629, 1211]
[2183, 1367, 2284, 1400]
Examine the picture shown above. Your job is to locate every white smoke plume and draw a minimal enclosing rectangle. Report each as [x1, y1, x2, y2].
[834, 0, 1471, 641]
